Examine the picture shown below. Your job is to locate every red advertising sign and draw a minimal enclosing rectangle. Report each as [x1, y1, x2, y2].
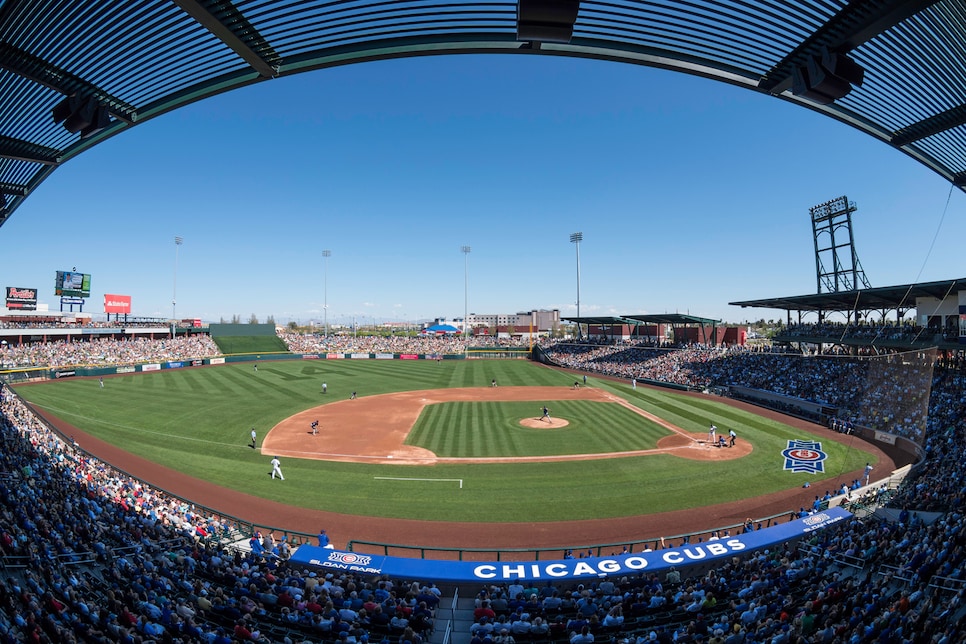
[104, 293, 132, 314]
[6, 286, 38, 310]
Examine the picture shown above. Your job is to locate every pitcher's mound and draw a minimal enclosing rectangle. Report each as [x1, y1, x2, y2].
[520, 417, 570, 429]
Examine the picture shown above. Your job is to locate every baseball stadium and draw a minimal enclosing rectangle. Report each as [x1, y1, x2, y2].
[2, 3, 966, 644]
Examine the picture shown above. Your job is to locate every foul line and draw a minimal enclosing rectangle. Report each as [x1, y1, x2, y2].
[374, 476, 463, 489]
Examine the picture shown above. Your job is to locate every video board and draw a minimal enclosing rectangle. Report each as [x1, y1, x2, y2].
[55, 270, 91, 298]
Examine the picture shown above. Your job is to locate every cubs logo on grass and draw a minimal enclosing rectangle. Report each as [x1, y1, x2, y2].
[782, 439, 827, 474]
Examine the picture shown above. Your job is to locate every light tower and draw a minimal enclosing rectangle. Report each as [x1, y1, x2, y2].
[461, 245, 471, 340]
[322, 249, 331, 337]
[810, 196, 870, 294]
[173, 236, 183, 320]
[570, 232, 583, 339]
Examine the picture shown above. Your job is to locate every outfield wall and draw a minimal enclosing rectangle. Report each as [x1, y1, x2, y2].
[37, 352, 474, 380]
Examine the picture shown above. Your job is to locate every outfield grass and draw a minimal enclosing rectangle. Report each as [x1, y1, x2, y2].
[14, 360, 875, 522]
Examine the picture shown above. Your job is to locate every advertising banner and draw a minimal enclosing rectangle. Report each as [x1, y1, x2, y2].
[874, 430, 897, 445]
[399, 354, 418, 360]
[350, 353, 369, 359]
[302, 354, 319, 359]
[5, 286, 37, 310]
[290, 507, 852, 583]
[326, 353, 344, 360]
[375, 353, 393, 359]
[104, 294, 132, 314]
[142, 364, 161, 372]
[210, 357, 226, 365]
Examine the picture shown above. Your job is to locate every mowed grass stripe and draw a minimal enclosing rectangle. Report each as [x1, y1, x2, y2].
[15, 360, 875, 523]
[409, 401, 667, 458]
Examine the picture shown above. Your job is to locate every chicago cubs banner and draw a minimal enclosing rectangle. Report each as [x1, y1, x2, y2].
[289, 506, 852, 583]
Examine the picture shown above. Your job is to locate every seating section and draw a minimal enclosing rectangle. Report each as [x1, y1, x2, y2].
[0, 335, 964, 642]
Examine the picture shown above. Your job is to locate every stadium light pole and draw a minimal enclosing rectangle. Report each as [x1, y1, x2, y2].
[322, 249, 331, 338]
[173, 236, 183, 321]
[461, 245, 471, 341]
[570, 232, 583, 339]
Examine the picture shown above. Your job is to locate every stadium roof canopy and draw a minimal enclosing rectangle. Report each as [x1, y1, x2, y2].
[623, 314, 722, 326]
[729, 277, 966, 312]
[563, 314, 721, 326]
[561, 316, 637, 327]
[2, 1, 966, 226]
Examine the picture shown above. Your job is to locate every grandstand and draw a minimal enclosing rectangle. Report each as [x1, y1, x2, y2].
[2, 2, 965, 640]
[2, 325, 964, 642]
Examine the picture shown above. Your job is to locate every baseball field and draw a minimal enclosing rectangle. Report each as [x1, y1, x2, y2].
[14, 358, 881, 547]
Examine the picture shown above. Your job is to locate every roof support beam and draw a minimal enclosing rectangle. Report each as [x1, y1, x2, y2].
[758, 0, 940, 95]
[891, 103, 966, 147]
[517, 0, 580, 44]
[0, 43, 136, 123]
[0, 134, 61, 165]
[172, 0, 281, 78]
[0, 182, 28, 196]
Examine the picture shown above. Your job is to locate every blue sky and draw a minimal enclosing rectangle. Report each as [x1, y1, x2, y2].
[2, 54, 963, 326]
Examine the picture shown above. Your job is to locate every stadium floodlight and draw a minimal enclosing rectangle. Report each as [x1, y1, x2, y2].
[323, 250, 331, 338]
[461, 245, 471, 341]
[570, 232, 582, 339]
[173, 236, 183, 321]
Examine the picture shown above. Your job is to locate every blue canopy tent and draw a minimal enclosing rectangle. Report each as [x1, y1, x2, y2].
[420, 323, 461, 335]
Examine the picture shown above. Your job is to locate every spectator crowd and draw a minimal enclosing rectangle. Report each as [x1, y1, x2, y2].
[0, 333, 963, 642]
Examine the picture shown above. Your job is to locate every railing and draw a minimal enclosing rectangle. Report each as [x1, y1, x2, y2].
[347, 511, 797, 561]
[929, 575, 966, 593]
[0, 550, 98, 570]
[876, 563, 916, 586]
[440, 586, 459, 644]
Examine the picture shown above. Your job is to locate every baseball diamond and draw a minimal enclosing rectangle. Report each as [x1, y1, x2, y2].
[17, 359, 889, 550]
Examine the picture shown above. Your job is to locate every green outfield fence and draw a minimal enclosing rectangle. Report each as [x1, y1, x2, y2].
[465, 346, 531, 359]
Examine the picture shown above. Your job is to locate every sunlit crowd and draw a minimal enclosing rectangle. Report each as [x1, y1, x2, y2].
[0, 332, 963, 642]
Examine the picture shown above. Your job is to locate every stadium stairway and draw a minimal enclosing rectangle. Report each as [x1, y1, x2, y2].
[434, 592, 477, 644]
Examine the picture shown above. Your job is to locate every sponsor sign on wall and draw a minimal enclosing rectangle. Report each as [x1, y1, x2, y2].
[209, 357, 226, 365]
[6, 286, 38, 310]
[874, 431, 897, 445]
[104, 294, 132, 314]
